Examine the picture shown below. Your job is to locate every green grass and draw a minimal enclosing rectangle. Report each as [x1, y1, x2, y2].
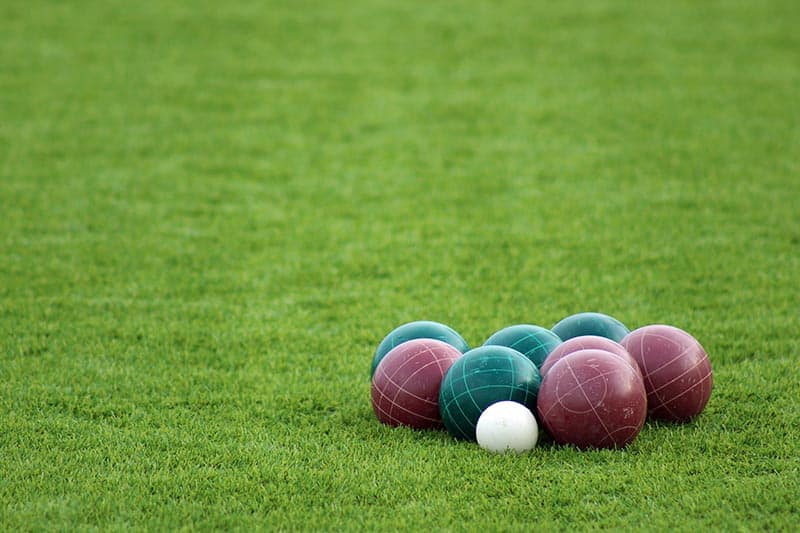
[2, 0, 799, 529]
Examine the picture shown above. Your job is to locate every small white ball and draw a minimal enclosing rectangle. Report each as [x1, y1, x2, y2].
[476, 401, 538, 453]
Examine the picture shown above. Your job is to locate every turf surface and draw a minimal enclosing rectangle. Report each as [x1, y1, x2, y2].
[2, 0, 799, 529]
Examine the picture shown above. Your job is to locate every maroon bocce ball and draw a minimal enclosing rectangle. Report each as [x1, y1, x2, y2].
[540, 335, 640, 379]
[621, 324, 713, 422]
[371, 338, 462, 429]
[537, 349, 647, 449]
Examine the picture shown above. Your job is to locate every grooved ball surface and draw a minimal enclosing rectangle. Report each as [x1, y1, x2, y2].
[551, 312, 630, 342]
[371, 339, 462, 429]
[537, 349, 647, 449]
[483, 324, 562, 369]
[371, 321, 469, 376]
[439, 346, 541, 441]
[621, 325, 713, 422]
[541, 335, 640, 378]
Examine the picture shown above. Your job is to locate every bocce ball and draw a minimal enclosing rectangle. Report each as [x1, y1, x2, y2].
[551, 312, 630, 343]
[483, 324, 562, 369]
[537, 349, 647, 449]
[371, 320, 469, 376]
[371, 338, 463, 429]
[540, 335, 640, 379]
[439, 345, 541, 441]
[620, 324, 713, 422]
[476, 401, 539, 453]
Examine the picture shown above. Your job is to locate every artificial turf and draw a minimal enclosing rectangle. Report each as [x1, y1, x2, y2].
[1, 0, 799, 530]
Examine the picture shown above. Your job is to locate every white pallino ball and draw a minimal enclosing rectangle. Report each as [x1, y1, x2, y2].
[476, 401, 539, 453]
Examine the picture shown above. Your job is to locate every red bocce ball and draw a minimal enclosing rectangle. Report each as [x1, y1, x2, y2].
[537, 349, 647, 449]
[371, 338, 462, 429]
[540, 335, 640, 379]
[621, 324, 713, 422]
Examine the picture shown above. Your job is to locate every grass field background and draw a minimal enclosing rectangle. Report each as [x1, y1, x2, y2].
[2, 0, 799, 529]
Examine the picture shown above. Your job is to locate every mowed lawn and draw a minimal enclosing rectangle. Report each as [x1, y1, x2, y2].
[1, 0, 799, 530]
